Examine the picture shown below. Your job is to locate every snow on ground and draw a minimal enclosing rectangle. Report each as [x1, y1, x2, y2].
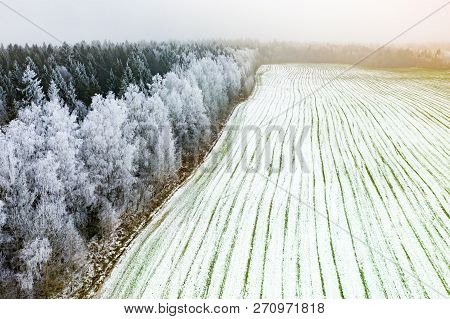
[100, 64, 449, 298]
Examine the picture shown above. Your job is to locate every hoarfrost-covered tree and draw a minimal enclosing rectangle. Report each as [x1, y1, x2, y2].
[51, 67, 78, 113]
[162, 72, 210, 154]
[129, 49, 152, 90]
[217, 54, 241, 98]
[0, 120, 43, 242]
[47, 80, 60, 103]
[0, 104, 86, 296]
[19, 100, 93, 229]
[17, 237, 51, 293]
[107, 69, 118, 93]
[123, 85, 178, 185]
[21, 62, 45, 108]
[0, 86, 6, 124]
[0, 200, 5, 233]
[0, 202, 5, 266]
[0, 138, 16, 297]
[186, 57, 227, 122]
[120, 63, 135, 96]
[232, 48, 258, 94]
[80, 93, 136, 234]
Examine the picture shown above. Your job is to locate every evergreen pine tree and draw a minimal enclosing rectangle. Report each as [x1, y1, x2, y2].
[20, 62, 44, 108]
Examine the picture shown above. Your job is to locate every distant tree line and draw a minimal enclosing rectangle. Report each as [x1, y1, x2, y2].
[254, 41, 450, 69]
[0, 41, 258, 297]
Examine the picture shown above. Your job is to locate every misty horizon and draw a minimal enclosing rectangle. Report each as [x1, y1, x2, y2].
[0, 0, 449, 46]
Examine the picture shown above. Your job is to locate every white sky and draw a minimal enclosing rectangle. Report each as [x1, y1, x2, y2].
[0, 0, 449, 44]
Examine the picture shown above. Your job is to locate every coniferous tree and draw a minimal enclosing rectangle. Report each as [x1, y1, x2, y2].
[20, 62, 44, 108]
[107, 69, 118, 93]
[120, 63, 135, 96]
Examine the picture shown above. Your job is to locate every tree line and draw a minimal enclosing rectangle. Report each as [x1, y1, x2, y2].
[252, 41, 449, 68]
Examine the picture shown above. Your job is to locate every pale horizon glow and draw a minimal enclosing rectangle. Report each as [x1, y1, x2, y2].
[0, 0, 449, 45]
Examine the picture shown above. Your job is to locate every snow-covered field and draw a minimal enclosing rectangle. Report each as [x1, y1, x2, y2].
[100, 64, 449, 298]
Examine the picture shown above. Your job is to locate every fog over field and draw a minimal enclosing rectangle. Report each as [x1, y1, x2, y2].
[0, 0, 449, 44]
